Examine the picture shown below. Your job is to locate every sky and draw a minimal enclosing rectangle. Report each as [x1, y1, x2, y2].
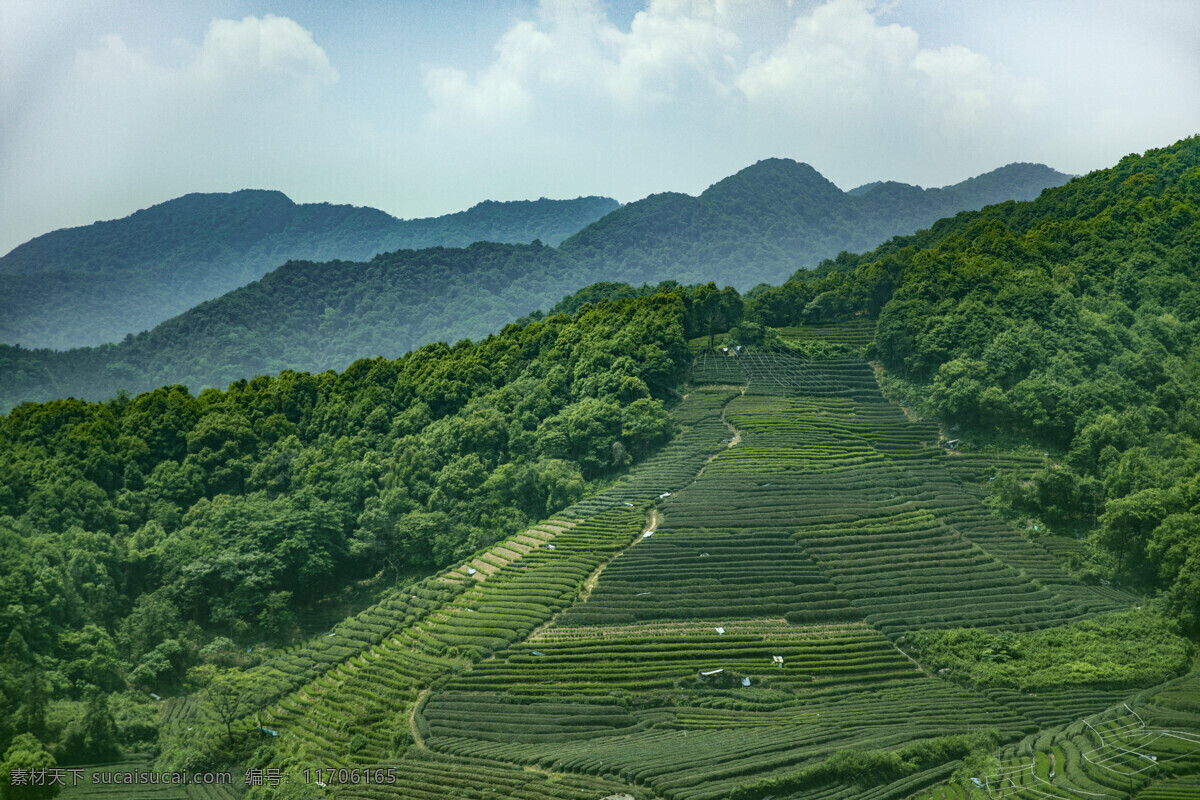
[2, 0, 1199, 256]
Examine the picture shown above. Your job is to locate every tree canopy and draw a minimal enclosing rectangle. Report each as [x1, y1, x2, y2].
[0, 287, 701, 764]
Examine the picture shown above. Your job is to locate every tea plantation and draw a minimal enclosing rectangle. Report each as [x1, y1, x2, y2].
[194, 328, 1199, 799]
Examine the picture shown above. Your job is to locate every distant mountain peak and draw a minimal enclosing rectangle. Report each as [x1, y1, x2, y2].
[561, 154, 1073, 290]
[697, 158, 846, 216]
[955, 162, 1072, 182]
[143, 188, 296, 213]
[843, 164, 1071, 206]
[939, 162, 1074, 202]
[0, 193, 620, 350]
[847, 180, 920, 197]
[706, 157, 841, 192]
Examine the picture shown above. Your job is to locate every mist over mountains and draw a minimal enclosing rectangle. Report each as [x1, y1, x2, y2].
[0, 193, 619, 350]
[0, 159, 1071, 411]
[558, 160, 1072, 288]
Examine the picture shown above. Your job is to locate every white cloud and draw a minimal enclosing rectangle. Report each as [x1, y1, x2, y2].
[423, 22, 539, 126]
[912, 44, 1044, 134]
[735, 0, 1047, 160]
[421, 0, 1049, 184]
[54, 13, 338, 168]
[738, 0, 920, 105]
[191, 15, 337, 90]
[0, 13, 340, 256]
[75, 14, 337, 101]
[4, 1, 1196, 259]
[421, 0, 744, 126]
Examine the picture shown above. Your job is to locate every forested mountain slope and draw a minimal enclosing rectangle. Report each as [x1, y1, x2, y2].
[0, 161, 1067, 411]
[0, 191, 618, 349]
[2, 138, 1199, 798]
[0, 242, 587, 411]
[558, 159, 1070, 289]
[0, 289, 698, 773]
[748, 134, 1200, 635]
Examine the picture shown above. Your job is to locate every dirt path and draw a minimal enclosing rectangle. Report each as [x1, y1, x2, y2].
[526, 504, 660, 644]
[722, 402, 742, 448]
[404, 396, 740, 796]
[687, 396, 741, 481]
[891, 639, 933, 677]
[409, 687, 431, 749]
[625, 507, 660, 549]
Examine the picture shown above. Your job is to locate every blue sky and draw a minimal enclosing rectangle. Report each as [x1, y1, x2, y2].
[2, 0, 1198, 255]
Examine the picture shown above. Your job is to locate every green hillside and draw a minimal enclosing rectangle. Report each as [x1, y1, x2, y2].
[558, 160, 1071, 289]
[135, 346, 1197, 799]
[748, 135, 1200, 635]
[2, 138, 1199, 798]
[0, 192, 619, 350]
[0, 161, 1069, 412]
[0, 290, 706, 786]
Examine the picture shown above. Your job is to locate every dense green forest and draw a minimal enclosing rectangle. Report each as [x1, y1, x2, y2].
[557, 159, 1070, 289]
[1, 138, 1198, 797]
[0, 243, 624, 413]
[748, 135, 1200, 632]
[0, 192, 618, 350]
[0, 161, 1068, 412]
[0, 286, 727, 772]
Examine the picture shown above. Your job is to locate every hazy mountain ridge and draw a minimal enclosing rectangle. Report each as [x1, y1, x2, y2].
[557, 159, 1073, 289]
[0, 242, 577, 409]
[0, 190, 620, 274]
[0, 159, 1070, 410]
[0, 192, 619, 349]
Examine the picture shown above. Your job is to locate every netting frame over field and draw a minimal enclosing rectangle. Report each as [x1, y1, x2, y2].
[1080, 705, 1200, 778]
[980, 704, 1200, 799]
[690, 346, 857, 396]
[738, 348, 845, 394]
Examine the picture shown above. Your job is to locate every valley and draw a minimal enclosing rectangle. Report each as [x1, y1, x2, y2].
[137, 336, 1199, 799]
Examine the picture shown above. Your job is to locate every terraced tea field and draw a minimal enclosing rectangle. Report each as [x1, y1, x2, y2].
[686, 320, 875, 356]
[909, 694, 1200, 800]
[179, 348, 1198, 800]
[56, 753, 242, 800]
[775, 320, 876, 348]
